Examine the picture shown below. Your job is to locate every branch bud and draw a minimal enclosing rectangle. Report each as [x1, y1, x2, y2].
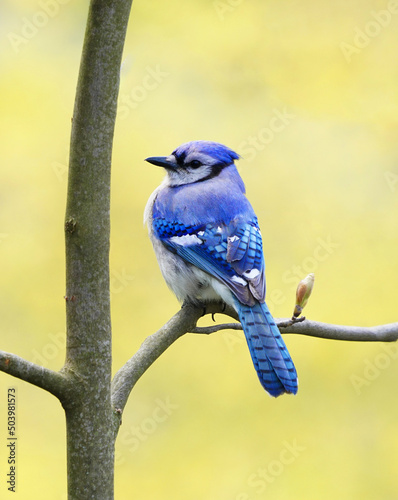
[293, 273, 315, 318]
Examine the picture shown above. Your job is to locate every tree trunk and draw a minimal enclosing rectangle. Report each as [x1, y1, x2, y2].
[63, 0, 132, 497]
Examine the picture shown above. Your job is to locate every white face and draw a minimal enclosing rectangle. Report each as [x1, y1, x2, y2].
[165, 152, 221, 187]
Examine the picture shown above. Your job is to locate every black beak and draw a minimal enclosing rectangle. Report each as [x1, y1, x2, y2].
[145, 156, 176, 169]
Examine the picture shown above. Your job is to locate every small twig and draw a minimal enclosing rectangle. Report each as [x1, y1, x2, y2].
[189, 315, 305, 335]
[190, 316, 398, 342]
[278, 318, 398, 342]
[191, 323, 242, 334]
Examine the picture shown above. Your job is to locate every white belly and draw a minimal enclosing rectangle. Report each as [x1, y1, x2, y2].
[151, 235, 236, 308]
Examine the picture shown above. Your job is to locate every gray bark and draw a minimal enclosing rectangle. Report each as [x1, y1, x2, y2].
[63, 0, 133, 498]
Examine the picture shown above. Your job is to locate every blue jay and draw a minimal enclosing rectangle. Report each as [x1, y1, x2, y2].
[144, 140, 298, 397]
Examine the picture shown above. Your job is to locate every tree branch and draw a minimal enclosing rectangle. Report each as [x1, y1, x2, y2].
[190, 307, 398, 342]
[111, 302, 233, 416]
[112, 301, 398, 421]
[0, 351, 70, 401]
[191, 317, 398, 342]
[191, 323, 243, 334]
[111, 304, 199, 414]
[278, 318, 398, 342]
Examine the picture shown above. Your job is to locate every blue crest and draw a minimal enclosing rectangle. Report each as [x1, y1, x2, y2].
[172, 140, 240, 166]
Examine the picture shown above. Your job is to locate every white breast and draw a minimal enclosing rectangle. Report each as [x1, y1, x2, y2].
[144, 185, 236, 309]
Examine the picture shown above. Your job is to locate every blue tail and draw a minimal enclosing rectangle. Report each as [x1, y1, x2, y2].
[237, 301, 298, 397]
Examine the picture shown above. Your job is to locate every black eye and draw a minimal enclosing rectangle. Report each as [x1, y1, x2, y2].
[189, 160, 202, 169]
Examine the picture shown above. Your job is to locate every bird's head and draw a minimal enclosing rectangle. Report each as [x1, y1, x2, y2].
[145, 140, 240, 187]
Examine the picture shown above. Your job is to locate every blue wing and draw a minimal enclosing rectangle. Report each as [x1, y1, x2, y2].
[153, 213, 298, 397]
[153, 216, 265, 306]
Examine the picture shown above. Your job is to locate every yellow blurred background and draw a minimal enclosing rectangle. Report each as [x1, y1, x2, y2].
[1, 0, 398, 498]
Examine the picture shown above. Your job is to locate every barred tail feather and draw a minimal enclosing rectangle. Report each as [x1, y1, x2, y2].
[237, 301, 298, 397]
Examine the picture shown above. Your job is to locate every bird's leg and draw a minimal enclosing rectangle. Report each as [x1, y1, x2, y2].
[181, 299, 207, 316]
